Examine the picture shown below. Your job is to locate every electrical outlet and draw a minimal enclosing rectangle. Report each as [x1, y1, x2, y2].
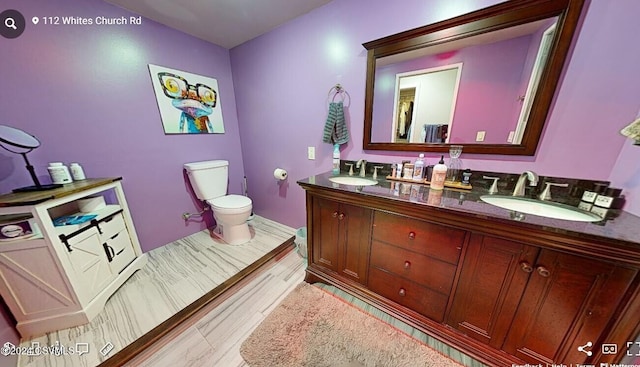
[308, 146, 315, 160]
[476, 131, 486, 142]
[507, 131, 515, 143]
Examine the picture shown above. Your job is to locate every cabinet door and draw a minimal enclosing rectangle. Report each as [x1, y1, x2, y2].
[311, 197, 372, 284]
[66, 228, 115, 303]
[447, 234, 539, 349]
[311, 198, 341, 272]
[337, 202, 372, 284]
[502, 249, 637, 365]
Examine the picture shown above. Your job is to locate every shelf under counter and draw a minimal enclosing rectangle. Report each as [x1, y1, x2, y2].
[53, 204, 123, 238]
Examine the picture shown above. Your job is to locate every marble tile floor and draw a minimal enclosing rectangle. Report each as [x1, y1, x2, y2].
[17, 215, 295, 367]
[129, 255, 485, 367]
[127, 247, 308, 367]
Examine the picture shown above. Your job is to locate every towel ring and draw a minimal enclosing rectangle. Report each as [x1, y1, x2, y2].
[327, 84, 351, 107]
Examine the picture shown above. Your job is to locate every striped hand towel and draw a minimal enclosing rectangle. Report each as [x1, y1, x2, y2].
[323, 101, 350, 145]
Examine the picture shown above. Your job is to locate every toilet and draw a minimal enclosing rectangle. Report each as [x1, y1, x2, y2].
[184, 160, 253, 245]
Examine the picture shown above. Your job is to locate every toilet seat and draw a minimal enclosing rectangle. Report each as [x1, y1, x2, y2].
[209, 195, 252, 214]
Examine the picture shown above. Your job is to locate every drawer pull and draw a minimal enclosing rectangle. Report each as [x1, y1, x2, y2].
[403, 261, 411, 269]
[103, 243, 115, 262]
[399, 288, 406, 297]
[338, 213, 345, 220]
[332, 211, 338, 218]
[110, 233, 120, 240]
[408, 231, 416, 240]
[519, 261, 533, 273]
[536, 266, 551, 278]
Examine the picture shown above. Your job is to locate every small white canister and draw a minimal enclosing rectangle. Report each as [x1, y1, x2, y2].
[48, 162, 72, 184]
[70, 163, 86, 180]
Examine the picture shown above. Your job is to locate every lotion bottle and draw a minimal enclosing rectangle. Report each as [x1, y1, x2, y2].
[332, 144, 340, 174]
[430, 155, 447, 190]
[412, 154, 425, 181]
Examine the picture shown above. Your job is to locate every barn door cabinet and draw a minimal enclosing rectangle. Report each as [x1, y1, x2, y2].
[299, 177, 640, 366]
[0, 178, 148, 338]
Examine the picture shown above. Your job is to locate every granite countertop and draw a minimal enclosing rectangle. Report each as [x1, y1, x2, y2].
[298, 171, 640, 249]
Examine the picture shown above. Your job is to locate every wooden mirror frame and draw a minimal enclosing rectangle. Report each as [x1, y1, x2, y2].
[362, 0, 585, 155]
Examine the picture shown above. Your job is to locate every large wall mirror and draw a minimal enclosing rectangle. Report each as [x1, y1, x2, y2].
[363, 0, 586, 155]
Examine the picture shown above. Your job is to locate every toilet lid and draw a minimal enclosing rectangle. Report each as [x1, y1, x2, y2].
[210, 195, 252, 209]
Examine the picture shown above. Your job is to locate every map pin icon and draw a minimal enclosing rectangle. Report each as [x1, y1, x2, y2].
[31, 16, 39, 25]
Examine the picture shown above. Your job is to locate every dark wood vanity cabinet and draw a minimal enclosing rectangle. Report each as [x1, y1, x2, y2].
[310, 197, 372, 284]
[447, 234, 637, 365]
[301, 186, 640, 366]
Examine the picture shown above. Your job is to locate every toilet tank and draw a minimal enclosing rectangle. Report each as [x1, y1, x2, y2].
[183, 160, 229, 201]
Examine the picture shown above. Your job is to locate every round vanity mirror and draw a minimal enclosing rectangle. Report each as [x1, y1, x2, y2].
[0, 125, 62, 193]
[0, 125, 41, 151]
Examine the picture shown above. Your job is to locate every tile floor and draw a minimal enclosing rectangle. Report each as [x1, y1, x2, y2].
[17, 215, 295, 367]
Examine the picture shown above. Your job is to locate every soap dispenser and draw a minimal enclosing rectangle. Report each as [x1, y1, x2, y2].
[431, 156, 447, 190]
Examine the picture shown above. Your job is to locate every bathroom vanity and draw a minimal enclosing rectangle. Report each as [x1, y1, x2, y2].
[298, 172, 640, 366]
[0, 178, 147, 338]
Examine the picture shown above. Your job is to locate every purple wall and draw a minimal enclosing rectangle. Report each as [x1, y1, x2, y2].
[0, 0, 245, 253]
[370, 35, 531, 143]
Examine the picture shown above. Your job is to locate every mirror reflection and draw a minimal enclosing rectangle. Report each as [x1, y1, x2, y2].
[370, 17, 557, 145]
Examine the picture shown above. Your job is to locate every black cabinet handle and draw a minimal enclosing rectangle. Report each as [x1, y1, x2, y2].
[110, 232, 119, 240]
[103, 243, 114, 262]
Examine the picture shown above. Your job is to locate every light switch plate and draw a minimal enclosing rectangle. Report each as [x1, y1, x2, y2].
[476, 131, 486, 142]
[308, 146, 315, 160]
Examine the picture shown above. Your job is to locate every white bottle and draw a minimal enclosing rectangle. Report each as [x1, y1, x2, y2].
[412, 154, 425, 181]
[430, 155, 448, 190]
[332, 144, 340, 174]
[70, 163, 86, 180]
[47, 162, 72, 184]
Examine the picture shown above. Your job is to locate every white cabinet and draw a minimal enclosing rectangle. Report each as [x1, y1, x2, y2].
[0, 178, 147, 338]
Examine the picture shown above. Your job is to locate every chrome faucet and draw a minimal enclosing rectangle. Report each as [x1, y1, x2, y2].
[356, 159, 367, 177]
[512, 170, 539, 197]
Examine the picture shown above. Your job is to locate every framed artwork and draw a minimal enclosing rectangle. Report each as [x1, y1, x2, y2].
[148, 64, 225, 134]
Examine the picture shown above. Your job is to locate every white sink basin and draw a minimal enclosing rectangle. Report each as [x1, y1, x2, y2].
[329, 176, 378, 186]
[480, 195, 601, 222]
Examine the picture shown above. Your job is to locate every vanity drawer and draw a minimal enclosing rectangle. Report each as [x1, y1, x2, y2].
[97, 212, 126, 240]
[372, 211, 465, 265]
[368, 266, 448, 322]
[370, 240, 456, 295]
[103, 229, 135, 274]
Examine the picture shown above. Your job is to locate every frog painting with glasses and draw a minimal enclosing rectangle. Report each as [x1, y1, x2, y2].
[157, 72, 218, 133]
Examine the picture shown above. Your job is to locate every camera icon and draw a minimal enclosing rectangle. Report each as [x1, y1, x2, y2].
[602, 343, 618, 354]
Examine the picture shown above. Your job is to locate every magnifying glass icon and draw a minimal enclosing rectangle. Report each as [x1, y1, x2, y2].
[4, 17, 17, 30]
